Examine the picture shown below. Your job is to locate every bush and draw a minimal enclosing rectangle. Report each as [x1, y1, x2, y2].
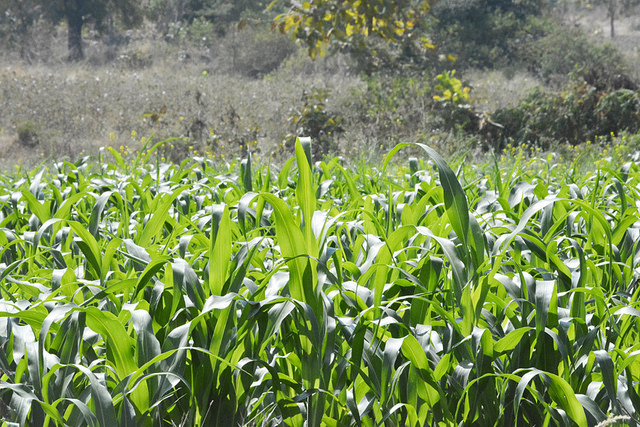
[526, 26, 635, 90]
[488, 82, 640, 148]
[16, 121, 40, 147]
[430, 1, 637, 92]
[429, 0, 548, 70]
[343, 72, 433, 148]
[285, 88, 344, 159]
[228, 23, 297, 78]
[595, 89, 640, 135]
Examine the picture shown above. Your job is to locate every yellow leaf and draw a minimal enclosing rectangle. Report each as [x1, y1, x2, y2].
[346, 24, 354, 36]
[266, 0, 278, 10]
[421, 36, 434, 50]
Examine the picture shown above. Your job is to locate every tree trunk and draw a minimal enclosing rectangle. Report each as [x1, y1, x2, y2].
[609, 0, 616, 38]
[610, 14, 615, 38]
[67, 12, 84, 61]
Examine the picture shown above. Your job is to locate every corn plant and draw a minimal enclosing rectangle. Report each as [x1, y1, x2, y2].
[0, 138, 639, 426]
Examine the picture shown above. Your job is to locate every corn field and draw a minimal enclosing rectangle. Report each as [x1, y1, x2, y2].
[0, 138, 639, 426]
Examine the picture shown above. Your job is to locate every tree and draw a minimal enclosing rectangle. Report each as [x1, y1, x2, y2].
[429, 0, 549, 71]
[43, 0, 142, 61]
[271, 0, 434, 69]
[191, 0, 271, 23]
[148, 0, 276, 33]
[0, 0, 44, 61]
[580, 0, 640, 38]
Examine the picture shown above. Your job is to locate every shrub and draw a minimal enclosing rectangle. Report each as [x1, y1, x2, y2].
[16, 121, 40, 147]
[432, 70, 479, 132]
[232, 23, 297, 78]
[343, 72, 433, 149]
[429, 0, 548, 70]
[285, 88, 344, 159]
[526, 26, 635, 90]
[488, 82, 640, 148]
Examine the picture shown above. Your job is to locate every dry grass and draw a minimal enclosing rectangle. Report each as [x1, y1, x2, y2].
[0, 49, 362, 169]
[466, 69, 542, 114]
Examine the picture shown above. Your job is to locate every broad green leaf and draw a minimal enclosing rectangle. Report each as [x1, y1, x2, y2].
[295, 137, 319, 257]
[209, 204, 232, 296]
[515, 369, 587, 426]
[69, 221, 103, 280]
[137, 185, 188, 246]
[260, 193, 319, 314]
[495, 328, 534, 354]
[84, 307, 149, 412]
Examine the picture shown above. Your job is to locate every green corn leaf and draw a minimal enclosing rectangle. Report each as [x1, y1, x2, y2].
[384, 143, 470, 258]
[209, 204, 232, 296]
[401, 334, 451, 418]
[495, 327, 534, 354]
[381, 337, 404, 404]
[88, 191, 114, 238]
[84, 307, 149, 412]
[69, 221, 103, 280]
[241, 152, 253, 192]
[535, 280, 555, 334]
[21, 190, 50, 223]
[72, 364, 118, 426]
[260, 193, 319, 313]
[594, 350, 620, 412]
[137, 185, 188, 247]
[515, 369, 587, 426]
[295, 137, 319, 258]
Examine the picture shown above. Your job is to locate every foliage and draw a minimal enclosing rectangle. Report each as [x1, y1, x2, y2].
[147, 0, 278, 35]
[285, 88, 344, 159]
[526, 25, 635, 89]
[489, 81, 640, 147]
[0, 0, 49, 62]
[341, 72, 434, 149]
[271, 0, 433, 73]
[37, 0, 142, 60]
[431, 70, 479, 131]
[575, 0, 640, 37]
[428, 0, 637, 91]
[433, 70, 469, 106]
[188, 0, 273, 24]
[429, 0, 549, 70]
[1, 141, 640, 424]
[16, 121, 40, 148]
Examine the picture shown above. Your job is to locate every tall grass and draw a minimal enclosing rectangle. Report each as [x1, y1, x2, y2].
[0, 139, 639, 425]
